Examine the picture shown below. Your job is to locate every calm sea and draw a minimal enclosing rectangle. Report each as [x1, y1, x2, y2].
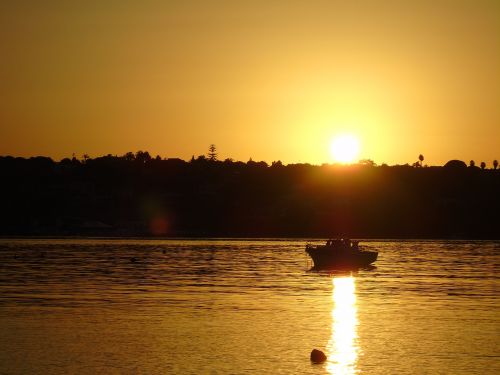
[0, 239, 498, 374]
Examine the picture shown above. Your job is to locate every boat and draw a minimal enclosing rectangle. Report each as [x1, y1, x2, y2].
[306, 239, 378, 269]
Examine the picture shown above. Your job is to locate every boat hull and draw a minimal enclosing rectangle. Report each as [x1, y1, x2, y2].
[306, 246, 378, 269]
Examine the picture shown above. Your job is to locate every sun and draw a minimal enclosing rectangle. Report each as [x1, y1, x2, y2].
[330, 134, 360, 164]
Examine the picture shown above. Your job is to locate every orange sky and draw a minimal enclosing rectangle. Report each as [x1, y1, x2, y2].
[1, 1, 499, 166]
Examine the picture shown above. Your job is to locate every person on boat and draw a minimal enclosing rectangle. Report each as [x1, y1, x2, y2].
[342, 238, 351, 249]
[352, 240, 359, 251]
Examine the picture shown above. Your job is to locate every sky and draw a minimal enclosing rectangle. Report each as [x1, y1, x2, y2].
[0, 0, 499, 166]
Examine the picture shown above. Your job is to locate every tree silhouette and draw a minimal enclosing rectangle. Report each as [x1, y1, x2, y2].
[480, 161, 486, 170]
[135, 151, 151, 164]
[418, 154, 424, 167]
[494, 160, 498, 170]
[1, 153, 500, 238]
[124, 152, 135, 161]
[359, 159, 376, 167]
[445, 160, 467, 169]
[208, 144, 218, 161]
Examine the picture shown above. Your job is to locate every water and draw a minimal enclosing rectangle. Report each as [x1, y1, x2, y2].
[0, 239, 498, 374]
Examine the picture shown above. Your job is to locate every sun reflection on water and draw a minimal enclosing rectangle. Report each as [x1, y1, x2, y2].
[327, 276, 358, 375]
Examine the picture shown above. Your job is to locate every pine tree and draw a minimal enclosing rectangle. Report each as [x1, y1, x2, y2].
[208, 144, 218, 161]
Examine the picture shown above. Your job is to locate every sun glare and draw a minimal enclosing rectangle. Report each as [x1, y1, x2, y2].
[327, 276, 358, 375]
[330, 135, 360, 164]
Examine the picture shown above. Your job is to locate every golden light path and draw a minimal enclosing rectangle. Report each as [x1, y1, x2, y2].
[327, 276, 358, 375]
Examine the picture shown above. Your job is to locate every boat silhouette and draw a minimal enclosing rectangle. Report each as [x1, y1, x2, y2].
[306, 239, 378, 270]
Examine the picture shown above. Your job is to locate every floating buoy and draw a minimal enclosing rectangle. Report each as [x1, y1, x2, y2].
[310, 349, 327, 363]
